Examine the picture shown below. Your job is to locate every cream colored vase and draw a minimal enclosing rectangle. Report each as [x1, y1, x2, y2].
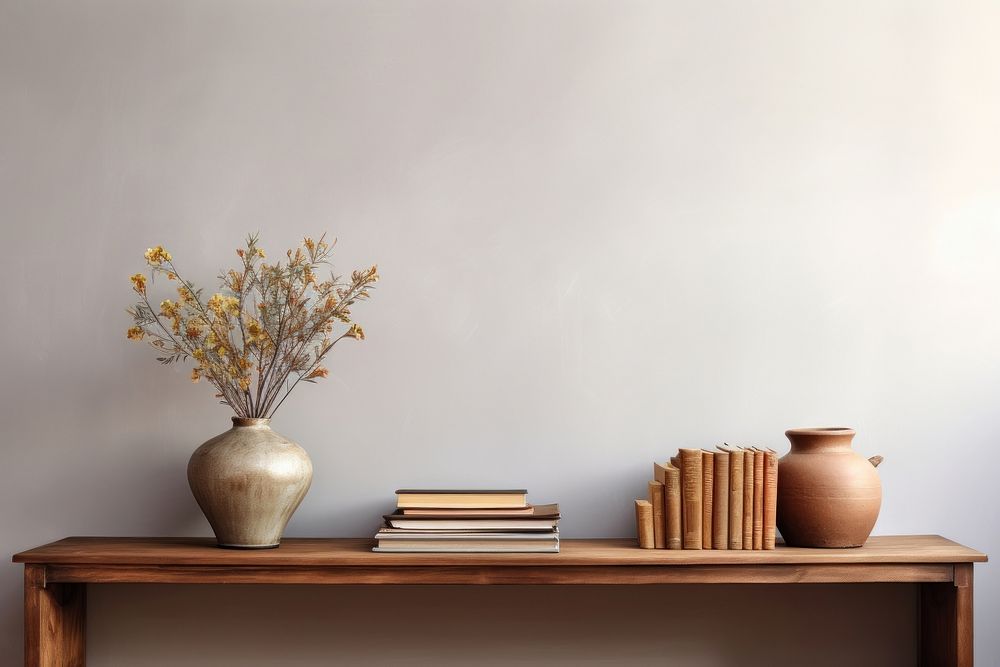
[188, 417, 313, 549]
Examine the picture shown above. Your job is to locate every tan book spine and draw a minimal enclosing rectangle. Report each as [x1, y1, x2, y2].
[635, 500, 654, 549]
[648, 480, 666, 549]
[679, 448, 702, 549]
[665, 464, 682, 549]
[653, 462, 668, 484]
[712, 447, 729, 549]
[725, 446, 744, 550]
[669, 455, 681, 469]
[742, 448, 754, 549]
[752, 448, 765, 550]
[701, 451, 714, 549]
[763, 449, 778, 550]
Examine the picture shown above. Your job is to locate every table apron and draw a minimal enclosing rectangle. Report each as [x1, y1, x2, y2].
[41, 562, 955, 586]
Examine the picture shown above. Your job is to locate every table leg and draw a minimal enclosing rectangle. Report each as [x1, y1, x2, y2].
[24, 564, 86, 667]
[920, 563, 973, 667]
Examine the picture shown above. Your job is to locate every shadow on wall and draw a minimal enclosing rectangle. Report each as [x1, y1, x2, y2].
[87, 583, 917, 666]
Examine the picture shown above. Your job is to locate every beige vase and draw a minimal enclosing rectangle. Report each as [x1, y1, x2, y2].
[188, 417, 313, 549]
[776, 427, 882, 548]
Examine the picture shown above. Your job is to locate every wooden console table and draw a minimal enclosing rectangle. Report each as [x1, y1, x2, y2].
[13, 534, 986, 666]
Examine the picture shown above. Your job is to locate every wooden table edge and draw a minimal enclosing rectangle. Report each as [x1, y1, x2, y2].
[12, 535, 989, 567]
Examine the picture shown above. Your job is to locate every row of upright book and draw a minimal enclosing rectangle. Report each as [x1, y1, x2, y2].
[635, 446, 778, 550]
[374, 489, 561, 553]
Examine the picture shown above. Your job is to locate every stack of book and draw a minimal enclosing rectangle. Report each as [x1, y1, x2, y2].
[374, 489, 560, 553]
[634, 446, 778, 550]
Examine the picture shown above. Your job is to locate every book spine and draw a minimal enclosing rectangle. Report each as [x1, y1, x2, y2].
[649, 480, 666, 549]
[665, 464, 682, 549]
[753, 448, 764, 550]
[679, 449, 703, 549]
[712, 448, 729, 549]
[763, 449, 778, 550]
[742, 448, 754, 549]
[701, 451, 714, 549]
[669, 455, 681, 470]
[635, 500, 654, 549]
[727, 447, 744, 550]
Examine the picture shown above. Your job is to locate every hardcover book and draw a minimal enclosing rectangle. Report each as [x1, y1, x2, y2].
[384, 504, 560, 531]
[679, 449, 703, 549]
[764, 449, 778, 550]
[649, 480, 666, 549]
[635, 499, 654, 549]
[701, 451, 714, 549]
[374, 530, 559, 553]
[712, 447, 729, 549]
[723, 445, 744, 550]
[665, 463, 682, 549]
[752, 449, 764, 549]
[395, 489, 528, 509]
[742, 447, 754, 549]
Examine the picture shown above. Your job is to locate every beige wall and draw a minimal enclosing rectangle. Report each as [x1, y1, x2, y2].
[2, 0, 998, 663]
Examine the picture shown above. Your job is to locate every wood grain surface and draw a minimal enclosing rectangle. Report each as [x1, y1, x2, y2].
[13, 535, 987, 567]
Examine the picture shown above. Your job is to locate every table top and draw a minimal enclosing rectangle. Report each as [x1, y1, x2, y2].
[13, 535, 987, 567]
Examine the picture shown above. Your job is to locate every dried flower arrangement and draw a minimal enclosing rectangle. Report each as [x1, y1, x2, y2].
[127, 234, 378, 418]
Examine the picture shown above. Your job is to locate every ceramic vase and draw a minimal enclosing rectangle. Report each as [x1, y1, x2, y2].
[776, 427, 882, 548]
[188, 417, 313, 549]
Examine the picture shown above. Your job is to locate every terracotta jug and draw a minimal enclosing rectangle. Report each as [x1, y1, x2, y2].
[776, 427, 882, 548]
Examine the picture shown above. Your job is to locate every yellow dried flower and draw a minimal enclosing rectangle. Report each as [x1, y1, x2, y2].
[255, 248, 265, 258]
[247, 319, 263, 342]
[303, 237, 316, 252]
[144, 245, 172, 266]
[185, 322, 203, 339]
[207, 293, 240, 317]
[306, 366, 329, 380]
[346, 323, 365, 340]
[160, 299, 180, 318]
[130, 273, 147, 295]
[177, 285, 193, 304]
[192, 348, 206, 361]
[126, 326, 145, 341]
[190, 368, 201, 383]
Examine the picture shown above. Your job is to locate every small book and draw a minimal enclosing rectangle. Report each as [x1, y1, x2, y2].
[712, 447, 729, 549]
[372, 545, 560, 553]
[763, 449, 778, 550]
[752, 449, 765, 549]
[402, 507, 535, 516]
[701, 451, 714, 549]
[665, 463, 682, 549]
[653, 462, 670, 484]
[722, 445, 744, 550]
[649, 480, 666, 549]
[395, 489, 528, 509]
[635, 499, 654, 549]
[741, 448, 754, 549]
[679, 449, 702, 549]
[373, 530, 559, 553]
[384, 504, 560, 531]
